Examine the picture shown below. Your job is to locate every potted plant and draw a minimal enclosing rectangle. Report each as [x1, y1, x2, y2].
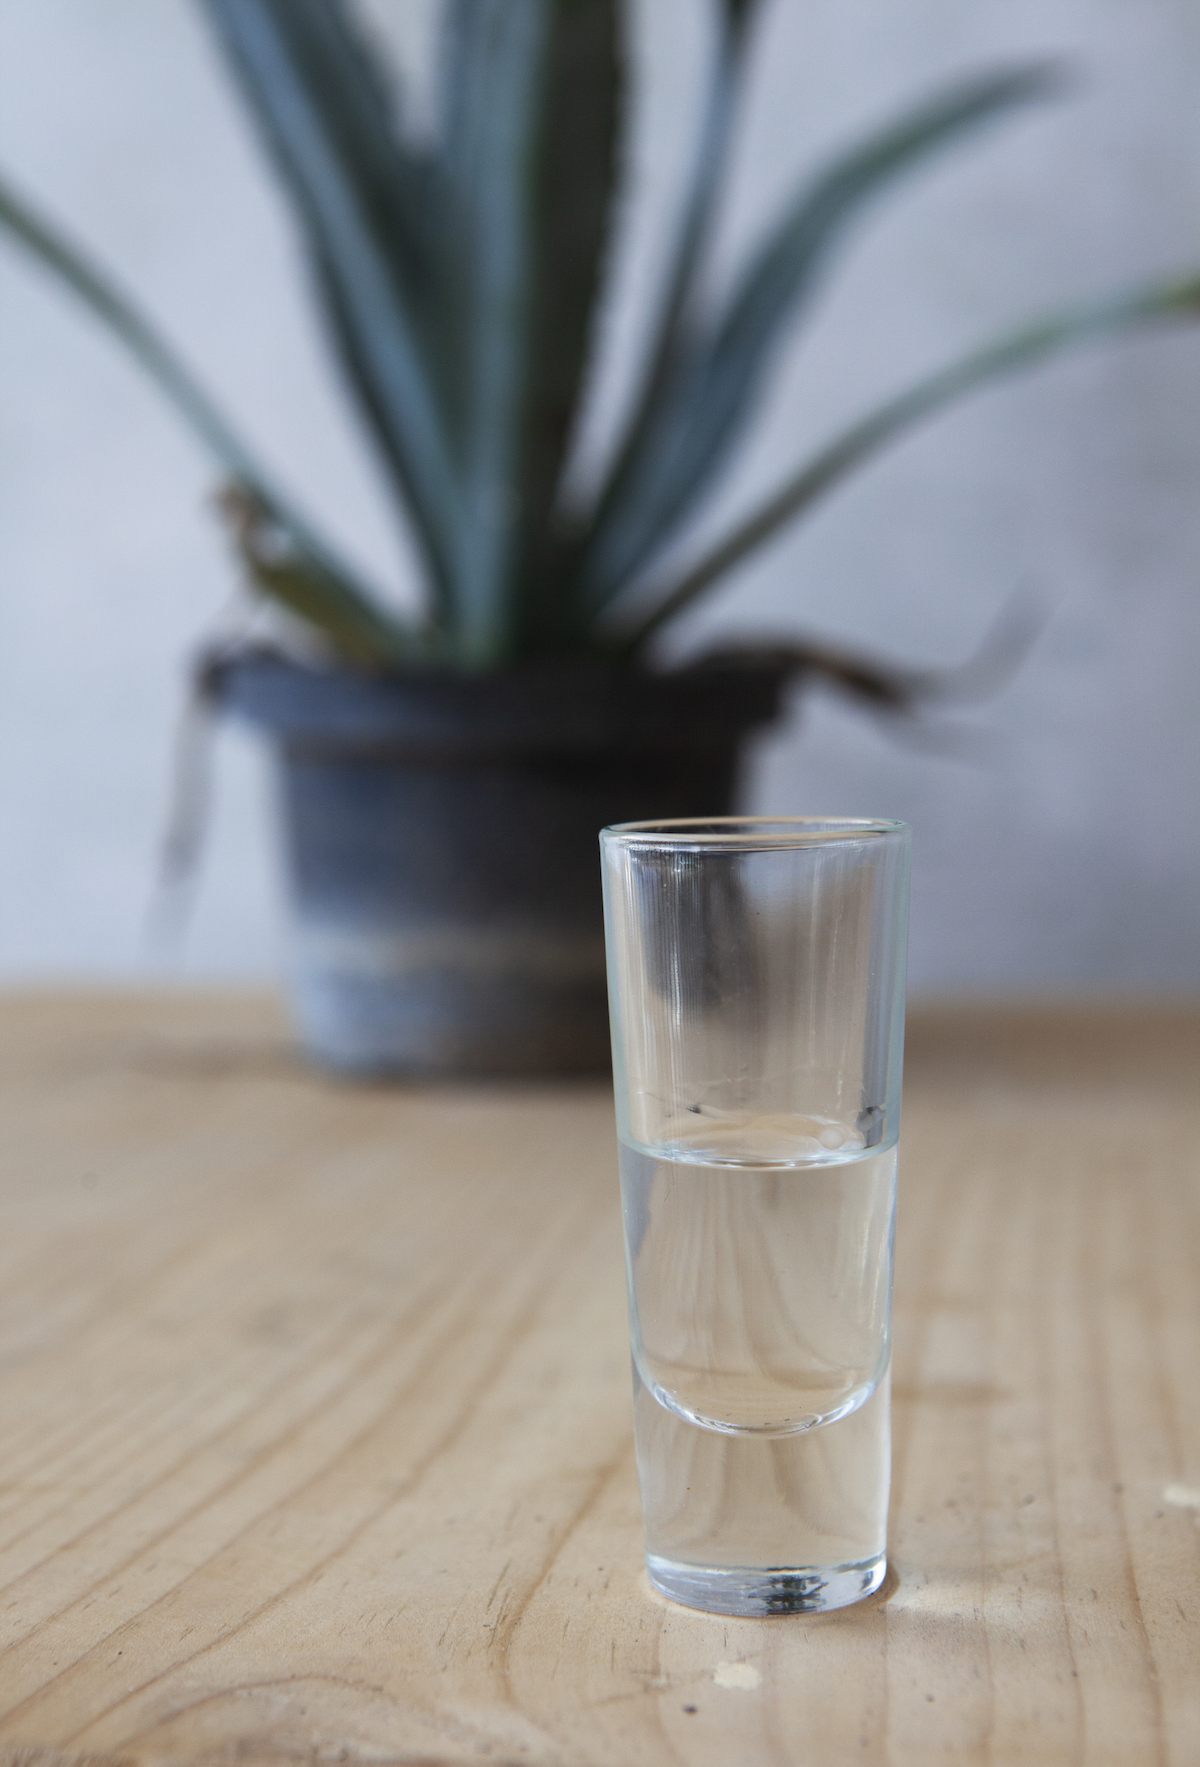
[1, 0, 1196, 1074]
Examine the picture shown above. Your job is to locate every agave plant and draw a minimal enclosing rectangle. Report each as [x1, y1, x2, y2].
[1, 0, 1197, 677]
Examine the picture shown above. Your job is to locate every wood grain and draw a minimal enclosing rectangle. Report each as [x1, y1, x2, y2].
[0, 992, 1196, 1766]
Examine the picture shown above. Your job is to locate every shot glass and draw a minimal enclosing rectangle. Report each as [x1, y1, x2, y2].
[600, 817, 910, 1616]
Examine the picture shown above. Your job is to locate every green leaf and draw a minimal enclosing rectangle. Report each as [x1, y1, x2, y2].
[578, 61, 1064, 612]
[436, 1, 621, 663]
[0, 168, 416, 662]
[0, 172, 266, 497]
[199, 0, 463, 616]
[436, 0, 553, 663]
[217, 487, 418, 665]
[721, 0, 763, 27]
[557, 0, 754, 631]
[612, 273, 1200, 650]
[509, 0, 621, 646]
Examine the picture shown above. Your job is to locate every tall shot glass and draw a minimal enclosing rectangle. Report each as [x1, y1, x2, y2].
[600, 817, 910, 1616]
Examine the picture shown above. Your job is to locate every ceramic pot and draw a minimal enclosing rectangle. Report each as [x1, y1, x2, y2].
[216, 652, 791, 1076]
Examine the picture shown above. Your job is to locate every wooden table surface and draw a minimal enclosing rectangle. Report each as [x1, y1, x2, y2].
[0, 992, 1196, 1767]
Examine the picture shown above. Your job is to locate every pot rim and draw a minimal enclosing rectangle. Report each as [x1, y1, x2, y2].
[208, 646, 795, 755]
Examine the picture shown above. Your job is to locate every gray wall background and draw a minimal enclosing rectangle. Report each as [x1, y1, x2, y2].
[1, 0, 1197, 997]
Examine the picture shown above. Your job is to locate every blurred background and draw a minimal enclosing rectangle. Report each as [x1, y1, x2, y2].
[0, 0, 1196, 999]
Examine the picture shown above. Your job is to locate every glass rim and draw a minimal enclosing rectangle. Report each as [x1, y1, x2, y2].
[601, 815, 909, 850]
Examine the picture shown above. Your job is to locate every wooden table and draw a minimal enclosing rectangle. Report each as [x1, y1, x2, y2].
[0, 993, 1196, 1767]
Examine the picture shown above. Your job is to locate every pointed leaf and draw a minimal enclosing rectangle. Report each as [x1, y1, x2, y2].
[565, 0, 753, 615]
[435, 0, 551, 661]
[510, 0, 621, 638]
[218, 487, 418, 665]
[0, 169, 417, 661]
[199, 0, 463, 611]
[612, 273, 1200, 650]
[438, 0, 620, 662]
[721, 0, 763, 26]
[0, 171, 267, 491]
[580, 62, 1064, 609]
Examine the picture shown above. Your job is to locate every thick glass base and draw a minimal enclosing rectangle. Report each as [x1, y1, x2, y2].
[646, 1551, 887, 1616]
[632, 1366, 891, 1615]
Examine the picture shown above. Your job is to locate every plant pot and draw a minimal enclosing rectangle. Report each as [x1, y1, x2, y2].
[215, 651, 792, 1077]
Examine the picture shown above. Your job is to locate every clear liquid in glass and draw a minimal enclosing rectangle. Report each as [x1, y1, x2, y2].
[619, 1127, 896, 1615]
